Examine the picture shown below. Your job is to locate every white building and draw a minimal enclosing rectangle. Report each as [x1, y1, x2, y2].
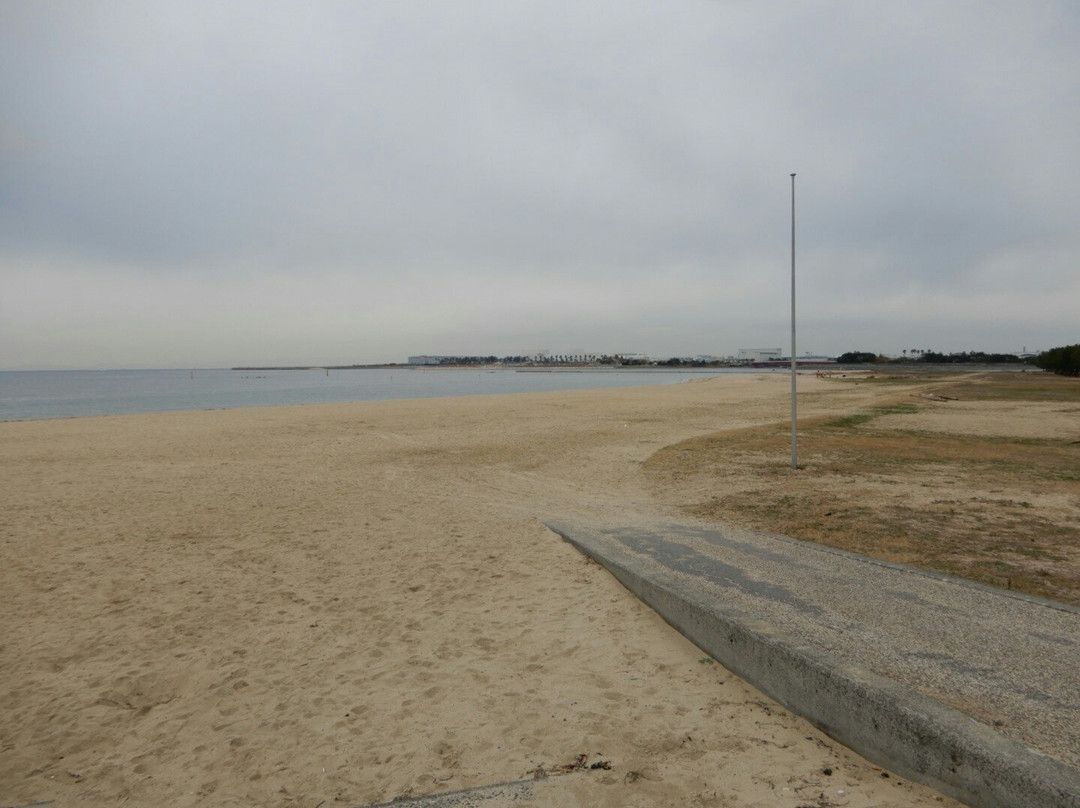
[737, 348, 783, 363]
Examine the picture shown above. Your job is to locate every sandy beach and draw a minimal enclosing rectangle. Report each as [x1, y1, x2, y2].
[1, 374, 962, 807]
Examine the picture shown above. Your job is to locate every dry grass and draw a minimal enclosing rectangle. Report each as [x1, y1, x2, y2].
[644, 372, 1080, 605]
[935, 370, 1080, 402]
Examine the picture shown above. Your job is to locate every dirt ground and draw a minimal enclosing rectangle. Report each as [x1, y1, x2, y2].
[644, 370, 1080, 605]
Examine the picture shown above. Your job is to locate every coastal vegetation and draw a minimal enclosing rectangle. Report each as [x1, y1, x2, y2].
[836, 349, 1031, 365]
[1036, 343, 1080, 376]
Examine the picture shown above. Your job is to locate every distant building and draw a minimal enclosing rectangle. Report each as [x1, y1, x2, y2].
[407, 355, 449, 365]
[738, 348, 782, 363]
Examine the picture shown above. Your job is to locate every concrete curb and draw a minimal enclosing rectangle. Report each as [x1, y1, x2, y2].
[546, 521, 1080, 808]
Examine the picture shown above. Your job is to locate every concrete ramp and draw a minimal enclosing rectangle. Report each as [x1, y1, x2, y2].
[545, 520, 1080, 808]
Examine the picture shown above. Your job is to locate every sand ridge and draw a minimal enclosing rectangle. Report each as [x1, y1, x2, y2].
[1, 375, 960, 806]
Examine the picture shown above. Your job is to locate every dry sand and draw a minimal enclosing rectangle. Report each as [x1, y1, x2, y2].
[1, 374, 961, 807]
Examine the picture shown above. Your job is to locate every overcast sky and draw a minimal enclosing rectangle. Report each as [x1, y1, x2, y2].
[2, 1, 1077, 368]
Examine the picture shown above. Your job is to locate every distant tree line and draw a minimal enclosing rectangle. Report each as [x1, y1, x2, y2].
[836, 350, 1032, 365]
[835, 351, 880, 364]
[1036, 345, 1080, 376]
[919, 350, 1027, 364]
[656, 357, 730, 367]
[436, 356, 502, 365]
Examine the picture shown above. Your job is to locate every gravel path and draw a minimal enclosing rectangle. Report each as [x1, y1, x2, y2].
[554, 520, 1080, 772]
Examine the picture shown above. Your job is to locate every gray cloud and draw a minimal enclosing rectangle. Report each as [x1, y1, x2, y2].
[2, 0, 1078, 368]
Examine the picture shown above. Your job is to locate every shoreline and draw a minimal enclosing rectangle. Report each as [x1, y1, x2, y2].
[5, 364, 1038, 425]
[0, 367, 734, 424]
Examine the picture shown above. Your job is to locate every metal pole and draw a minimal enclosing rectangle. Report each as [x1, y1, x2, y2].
[790, 173, 797, 470]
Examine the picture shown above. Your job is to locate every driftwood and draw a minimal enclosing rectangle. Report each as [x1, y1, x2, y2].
[916, 392, 958, 402]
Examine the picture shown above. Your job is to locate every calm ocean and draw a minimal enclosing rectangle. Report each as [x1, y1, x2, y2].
[0, 367, 769, 422]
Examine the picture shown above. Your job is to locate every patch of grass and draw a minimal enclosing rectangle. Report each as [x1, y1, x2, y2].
[843, 372, 951, 385]
[644, 374, 1080, 606]
[935, 371, 1080, 402]
[826, 402, 920, 429]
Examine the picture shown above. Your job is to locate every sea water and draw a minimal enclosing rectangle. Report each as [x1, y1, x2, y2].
[0, 367, 774, 422]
